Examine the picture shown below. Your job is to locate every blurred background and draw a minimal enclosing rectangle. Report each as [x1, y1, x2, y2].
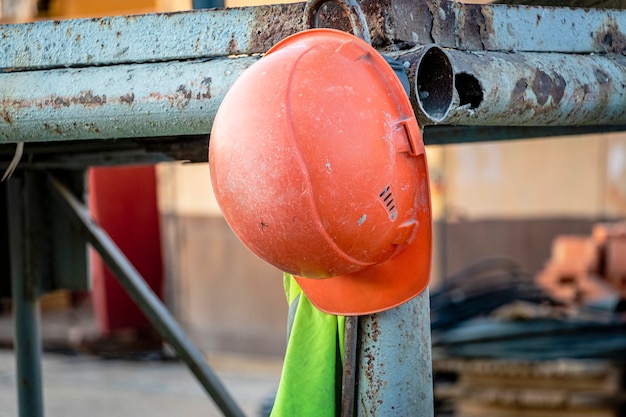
[0, 0, 625, 416]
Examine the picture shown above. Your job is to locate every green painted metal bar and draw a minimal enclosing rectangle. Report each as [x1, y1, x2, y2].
[7, 175, 45, 417]
[46, 174, 246, 417]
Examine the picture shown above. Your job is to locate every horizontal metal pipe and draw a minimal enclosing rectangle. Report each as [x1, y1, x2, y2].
[2, 0, 625, 72]
[408, 47, 626, 126]
[0, 4, 303, 71]
[390, 0, 626, 54]
[0, 56, 257, 144]
[3, 46, 624, 147]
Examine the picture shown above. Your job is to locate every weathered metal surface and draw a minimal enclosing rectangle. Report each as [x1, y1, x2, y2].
[388, 45, 454, 125]
[357, 291, 433, 417]
[0, 4, 303, 71]
[2, 0, 625, 72]
[0, 0, 623, 152]
[48, 174, 246, 417]
[7, 175, 45, 417]
[341, 316, 359, 417]
[407, 46, 626, 126]
[388, 0, 626, 54]
[305, 0, 371, 44]
[0, 56, 257, 144]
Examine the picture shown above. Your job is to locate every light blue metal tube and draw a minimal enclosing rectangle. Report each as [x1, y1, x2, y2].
[356, 290, 433, 417]
[0, 56, 257, 144]
[0, 4, 303, 71]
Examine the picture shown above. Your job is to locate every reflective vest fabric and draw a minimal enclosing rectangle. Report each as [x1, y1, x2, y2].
[270, 273, 345, 417]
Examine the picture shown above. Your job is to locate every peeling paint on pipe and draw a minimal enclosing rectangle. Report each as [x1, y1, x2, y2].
[443, 50, 626, 126]
[356, 291, 433, 417]
[0, 4, 303, 71]
[404, 46, 626, 126]
[0, 56, 258, 144]
[389, 0, 626, 54]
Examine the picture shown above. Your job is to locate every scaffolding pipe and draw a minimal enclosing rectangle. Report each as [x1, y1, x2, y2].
[0, 56, 257, 144]
[405, 46, 626, 126]
[0, 4, 303, 71]
[47, 175, 246, 417]
[7, 176, 45, 417]
[5, 45, 624, 147]
[356, 291, 433, 417]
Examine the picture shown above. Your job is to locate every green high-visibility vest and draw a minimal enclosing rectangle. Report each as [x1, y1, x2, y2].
[270, 273, 345, 417]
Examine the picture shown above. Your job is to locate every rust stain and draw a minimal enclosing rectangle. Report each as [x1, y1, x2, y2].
[196, 77, 212, 101]
[511, 78, 528, 104]
[427, 0, 455, 47]
[392, 0, 433, 46]
[595, 68, 611, 85]
[120, 93, 135, 104]
[459, 3, 487, 50]
[594, 16, 626, 54]
[248, 3, 304, 53]
[86, 122, 100, 133]
[44, 91, 107, 109]
[311, 1, 352, 37]
[149, 85, 193, 110]
[370, 317, 381, 342]
[531, 69, 565, 106]
[0, 108, 12, 124]
[227, 35, 238, 55]
[358, 0, 387, 47]
[97, 19, 112, 29]
[43, 123, 63, 135]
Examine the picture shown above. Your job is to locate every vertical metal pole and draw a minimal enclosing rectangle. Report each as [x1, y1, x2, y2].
[7, 175, 45, 417]
[341, 315, 359, 417]
[356, 290, 433, 417]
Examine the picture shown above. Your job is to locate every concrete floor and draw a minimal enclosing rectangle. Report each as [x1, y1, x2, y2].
[0, 349, 282, 417]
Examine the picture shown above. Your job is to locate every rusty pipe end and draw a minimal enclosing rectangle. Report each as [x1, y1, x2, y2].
[414, 46, 454, 125]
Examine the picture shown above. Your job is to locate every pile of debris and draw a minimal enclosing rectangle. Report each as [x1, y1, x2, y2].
[431, 222, 626, 416]
[537, 222, 626, 309]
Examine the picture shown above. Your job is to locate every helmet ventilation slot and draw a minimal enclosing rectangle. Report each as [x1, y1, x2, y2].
[379, 185, 398, 220]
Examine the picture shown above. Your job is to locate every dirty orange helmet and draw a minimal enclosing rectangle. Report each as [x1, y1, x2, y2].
[209, 29, 431, 315]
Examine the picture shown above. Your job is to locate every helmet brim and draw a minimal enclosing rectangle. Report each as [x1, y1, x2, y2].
[295, 154, 432, 316]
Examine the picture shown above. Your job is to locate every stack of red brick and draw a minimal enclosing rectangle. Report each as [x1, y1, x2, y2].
[536, 222, 626, 306]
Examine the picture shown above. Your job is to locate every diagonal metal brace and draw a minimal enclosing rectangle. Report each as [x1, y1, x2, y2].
[46, 173, 246, 417]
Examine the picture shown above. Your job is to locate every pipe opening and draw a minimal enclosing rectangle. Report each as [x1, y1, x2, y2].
[415, 47, 453, 123]
[455, 72, 483, 109]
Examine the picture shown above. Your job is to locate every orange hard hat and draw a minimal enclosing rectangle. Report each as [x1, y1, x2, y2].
[209, 29, 432, 315]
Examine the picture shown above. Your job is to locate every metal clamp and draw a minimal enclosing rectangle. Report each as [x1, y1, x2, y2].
[304, 0, 371, 44]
